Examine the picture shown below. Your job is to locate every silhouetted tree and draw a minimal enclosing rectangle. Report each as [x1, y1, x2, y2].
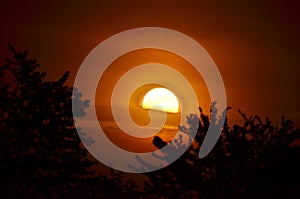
[0, 45, 97, 198]
[145, 106, 300, 199]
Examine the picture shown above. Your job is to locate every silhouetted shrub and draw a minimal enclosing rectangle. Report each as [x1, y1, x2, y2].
[145, 106, 300, 199]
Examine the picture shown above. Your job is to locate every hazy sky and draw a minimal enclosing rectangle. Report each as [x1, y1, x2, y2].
[1, 0, 299, 125]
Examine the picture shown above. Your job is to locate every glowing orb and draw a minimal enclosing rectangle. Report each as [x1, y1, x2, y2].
[142, 88, 179, 113]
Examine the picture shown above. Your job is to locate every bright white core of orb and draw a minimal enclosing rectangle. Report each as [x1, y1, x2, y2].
[142, 88, 179, 113]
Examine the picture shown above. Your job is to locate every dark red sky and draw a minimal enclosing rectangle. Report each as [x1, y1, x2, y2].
[1, 0, 299, 125]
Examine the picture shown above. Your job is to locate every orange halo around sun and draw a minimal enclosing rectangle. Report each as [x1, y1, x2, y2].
[95, 48, 210, 153]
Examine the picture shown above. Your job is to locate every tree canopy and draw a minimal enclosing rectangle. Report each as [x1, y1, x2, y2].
[145, 107, 300, 198]
[0, 45, 97, 198]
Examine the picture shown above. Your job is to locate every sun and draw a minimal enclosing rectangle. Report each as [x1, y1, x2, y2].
[142, 88, 179, 113]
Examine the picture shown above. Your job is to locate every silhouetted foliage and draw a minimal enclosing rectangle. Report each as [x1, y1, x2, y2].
[1, 45, 299, 198]
[0, 45, 98, 198]
[145, 106, 300, 199]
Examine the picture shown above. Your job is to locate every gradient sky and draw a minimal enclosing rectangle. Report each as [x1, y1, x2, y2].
[1, 0, 299, 125]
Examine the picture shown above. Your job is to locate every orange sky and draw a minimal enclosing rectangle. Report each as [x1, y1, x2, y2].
[94, 48, 210, 152]
[1, 0, 300, 126]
